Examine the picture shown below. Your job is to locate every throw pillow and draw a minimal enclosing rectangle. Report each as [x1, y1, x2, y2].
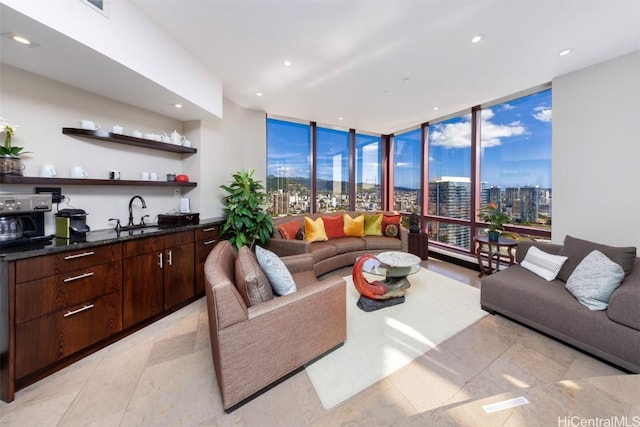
[565, 250, 625, 310]
[235, 246, 274, 306]
[277, 220, 300, 240]
[363, 213, 383, 236]
[322, 214, 345, 239]
[343, 214, 364, 237]
[381, 214, 401, 238]
[520, 246, 568, 281]
[304, 216, 328, 242]
[557, 235, 636, 282]
[255, 246, 297, 296]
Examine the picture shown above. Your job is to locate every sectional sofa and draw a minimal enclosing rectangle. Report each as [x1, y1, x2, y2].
[481, 236, 639, 373]
[266, 211, 409, 276]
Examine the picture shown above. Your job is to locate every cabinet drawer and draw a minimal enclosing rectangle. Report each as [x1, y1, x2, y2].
[16, 261, 123, 324]
[15, 291, 123, 379]
[195, 238, 219, 263]
[123, 230, 194, 257]
[195, 224, 220, 241]
[16, 243, 123, 283]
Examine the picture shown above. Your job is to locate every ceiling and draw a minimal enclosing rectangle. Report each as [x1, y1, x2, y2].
[3, 1, 640, 134]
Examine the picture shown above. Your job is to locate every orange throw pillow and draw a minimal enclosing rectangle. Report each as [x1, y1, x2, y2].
[343, 214, 364, 237]
[381, 214, 401, 238]
[278, 220, 300, 240]
[322, 214, 345, 239]
[304, 217, 328, 242]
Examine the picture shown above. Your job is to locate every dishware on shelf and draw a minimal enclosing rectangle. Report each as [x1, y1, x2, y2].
[132, 129, 142, 138]
[112, 125, 123, 134]
[171, 130, 186, 145]
[39, 164, 57, 178]
[140, 171, 150, 181]
[109, 170, 120, 180]
[143, 133, 155, 140]
[161, 134, 171, 144]
[150, 172, 158, 181]
[166, 173, 176, 182]
[182, 139, 192, 148]
[81, 120, 100, 130]
[70, 166, 88, 179]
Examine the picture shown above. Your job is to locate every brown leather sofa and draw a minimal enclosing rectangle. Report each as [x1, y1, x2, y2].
[203, 240, 347, 411]
[266, 211, 409, 276]
[481, 239, 640, 373]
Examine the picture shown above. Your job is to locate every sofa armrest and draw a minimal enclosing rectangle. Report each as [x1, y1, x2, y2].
[264, 238, 311, 256]
[281, 253, 315, 273]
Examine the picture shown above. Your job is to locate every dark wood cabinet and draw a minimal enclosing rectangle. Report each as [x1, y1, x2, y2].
[123, 231, 194, 328]
[408, 231, 429, 260]
[194, 224, 221, 295]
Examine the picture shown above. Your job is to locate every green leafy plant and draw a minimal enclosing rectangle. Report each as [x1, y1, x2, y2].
[220, 169, 273, 250]
[478, 201, 510, 232]
[0, 118, 28, 156]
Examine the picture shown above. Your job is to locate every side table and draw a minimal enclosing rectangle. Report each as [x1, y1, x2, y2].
[474, 235, 517, 276]
[408, 231, 429, 260]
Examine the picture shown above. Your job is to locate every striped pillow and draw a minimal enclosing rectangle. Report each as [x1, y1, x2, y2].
[520, 246, 568, 281]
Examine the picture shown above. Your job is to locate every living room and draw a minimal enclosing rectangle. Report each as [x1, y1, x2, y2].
[1, 1, 639, 425]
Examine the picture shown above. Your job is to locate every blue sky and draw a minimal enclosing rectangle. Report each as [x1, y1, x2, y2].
[267, 89, 552, 189]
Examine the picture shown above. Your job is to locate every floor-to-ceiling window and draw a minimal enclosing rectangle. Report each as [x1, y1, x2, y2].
[315, 126, 350, 213]
[355, 133, 382, 211]
[392, 128, 422, 214]
[266, 118, 312, 215]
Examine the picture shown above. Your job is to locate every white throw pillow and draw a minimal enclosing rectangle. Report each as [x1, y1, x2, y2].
[255, 246, 297, 296]
[520, 246, 568, 281]
[565, 250, 625, 310]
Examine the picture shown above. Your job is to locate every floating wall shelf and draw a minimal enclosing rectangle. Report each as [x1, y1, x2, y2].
[62, 128, 197, 154]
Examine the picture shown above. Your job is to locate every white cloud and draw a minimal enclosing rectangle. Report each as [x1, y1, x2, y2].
[533, 106, 552, 122]
[430, 108, 526, 149]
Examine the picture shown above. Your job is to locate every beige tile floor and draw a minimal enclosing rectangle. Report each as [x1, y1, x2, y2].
[0, 257, 630, 426]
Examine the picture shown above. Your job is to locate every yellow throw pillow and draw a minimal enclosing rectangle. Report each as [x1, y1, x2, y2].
[343, 214, 364, 237]
[304, 216, 328, 242]
[363, 213, 383, 236]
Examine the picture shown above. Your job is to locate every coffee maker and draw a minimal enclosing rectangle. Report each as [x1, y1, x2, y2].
[0, 193, 54, 251]
[56, 209, 90, 241]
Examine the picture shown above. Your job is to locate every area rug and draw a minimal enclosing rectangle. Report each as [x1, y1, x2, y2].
[305, 268, 488, 409]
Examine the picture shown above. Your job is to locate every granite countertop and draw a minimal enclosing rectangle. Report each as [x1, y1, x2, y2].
[0, 216, 225, 261]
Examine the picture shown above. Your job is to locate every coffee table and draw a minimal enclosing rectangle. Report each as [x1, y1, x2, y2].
[354, 251, 421, 312]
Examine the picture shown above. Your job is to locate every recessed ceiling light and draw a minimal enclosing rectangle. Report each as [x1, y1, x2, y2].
[256, 92, 263, 97]
[433, 106, 440, 111]
[338, 117, 344, 121]
[283, 60, 292, 67]
[471, 35, 483, 44]
[558, 48, 573, 57]
[12, 35, 31, 45]
[173, 103, 183, 109]
[402, 77, 410, 83]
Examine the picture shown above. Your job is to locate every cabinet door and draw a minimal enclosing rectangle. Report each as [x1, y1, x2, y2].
[123, 252, 164, 328]
[164, 243, 195, 310]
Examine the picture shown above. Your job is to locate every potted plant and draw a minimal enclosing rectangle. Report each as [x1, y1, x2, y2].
[478, 202, 510, 241]
[220, 169, 274, 250]
[0, 118, 27, 175]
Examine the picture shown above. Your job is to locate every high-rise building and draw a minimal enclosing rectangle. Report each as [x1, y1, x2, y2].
[271, 190, 290, 216]
[519, 186, 540, 223]
[428, 177, 471, 249]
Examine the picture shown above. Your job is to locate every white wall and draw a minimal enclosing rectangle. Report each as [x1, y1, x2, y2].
[0, 63, 265, 233]
[552, 50, 640, 248]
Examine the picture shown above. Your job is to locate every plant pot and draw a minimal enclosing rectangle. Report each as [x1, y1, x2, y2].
[0, 155, 24, 176]
[488, 231, 500, 242]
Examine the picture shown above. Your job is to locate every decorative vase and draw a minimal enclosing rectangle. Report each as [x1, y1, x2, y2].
[0, 155, 23, 176]
[488, 231, 500, 242]
[409, 212, 420, 233]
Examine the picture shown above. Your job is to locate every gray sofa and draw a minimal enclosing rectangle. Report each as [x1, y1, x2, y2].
[266, 211, 408, 276]
[481, 238, 640, 373]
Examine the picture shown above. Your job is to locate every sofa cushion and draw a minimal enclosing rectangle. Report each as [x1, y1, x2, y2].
[309, 241, 339, 263]
[278, 219, 301, 240]
[235, 246, 275, 307]
[364, 235, 402, 251]
[328, 236, 366, 254]
[343, 214, 364, 237]
[322, 214, 345, 239]
[381, 214, 401, 238]
[565, 250, 625, 310]
[304, 216, 328, 242]
[255, 246, 297, 296]
[558, 235, 636, 281]
[520, 246, 568, 281]
[364, 213, 383, 236]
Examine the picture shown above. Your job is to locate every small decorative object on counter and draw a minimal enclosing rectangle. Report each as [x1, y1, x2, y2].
[166, 173, 176, 182]
[175, 174, 189, 182]
[409, 211, 420, 233]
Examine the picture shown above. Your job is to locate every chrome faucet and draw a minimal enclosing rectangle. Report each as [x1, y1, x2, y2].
[128, 195, 147, 227]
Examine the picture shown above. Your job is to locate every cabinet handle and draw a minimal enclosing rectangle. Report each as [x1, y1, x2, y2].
[64, 304, 95, 318]
[203, 239, 217, 246]
[167, 250, 173, 266]
[203, 227, 218, 232]
[63, 272, 95, 282]
[158, 252, 163, 269]
[64, 251, 95, 260]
